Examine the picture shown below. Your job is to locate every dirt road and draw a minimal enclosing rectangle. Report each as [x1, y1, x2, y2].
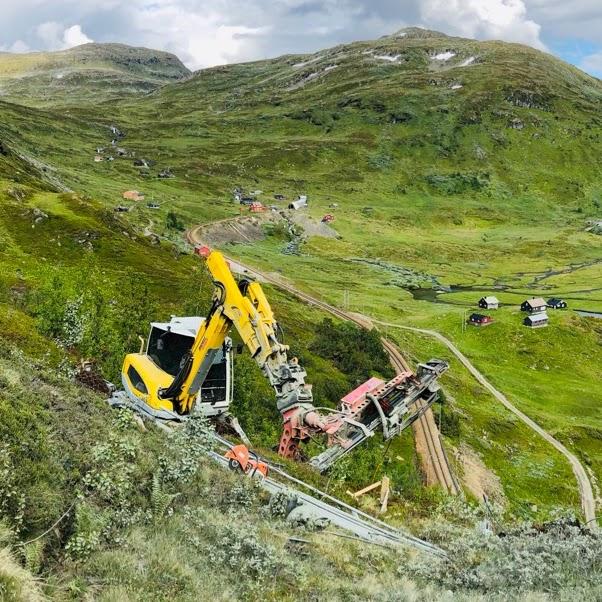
[375, 320, 598, 530]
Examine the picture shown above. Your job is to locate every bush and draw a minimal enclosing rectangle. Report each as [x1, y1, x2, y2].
[310, 318, 394, 387]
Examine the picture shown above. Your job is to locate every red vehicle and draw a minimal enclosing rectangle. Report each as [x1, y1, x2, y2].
[225, 444, 269, 478]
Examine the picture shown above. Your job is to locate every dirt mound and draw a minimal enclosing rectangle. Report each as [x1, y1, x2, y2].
[290, 213, 339, 239]
[456, 444, 505, 506]
[199, 216, 270, 246]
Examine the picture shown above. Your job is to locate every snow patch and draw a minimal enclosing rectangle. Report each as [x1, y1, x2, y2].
[459, 56, 476, 67]
[374, 54, 400, 62]
[293, 55, 322, 69]
[433, 51, 456, 61]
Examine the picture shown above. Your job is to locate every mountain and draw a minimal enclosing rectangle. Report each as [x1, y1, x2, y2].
[0, 43, 190, 106]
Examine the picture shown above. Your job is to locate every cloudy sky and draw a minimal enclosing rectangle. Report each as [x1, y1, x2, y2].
[1, 0, 601, 77]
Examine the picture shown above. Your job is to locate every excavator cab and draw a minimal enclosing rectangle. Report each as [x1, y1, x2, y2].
[121, 316, 233, 421]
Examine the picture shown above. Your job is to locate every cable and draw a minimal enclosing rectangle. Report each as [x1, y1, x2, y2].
[19, 500, 76, 547]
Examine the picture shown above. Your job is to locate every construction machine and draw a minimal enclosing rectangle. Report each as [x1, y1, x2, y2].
[110, 245, 448, 467]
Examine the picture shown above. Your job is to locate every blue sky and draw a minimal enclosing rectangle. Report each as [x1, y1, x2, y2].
[0, 1, 601, 77]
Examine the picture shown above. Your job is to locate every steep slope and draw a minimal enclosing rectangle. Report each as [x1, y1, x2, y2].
[0, 43, 190, 107]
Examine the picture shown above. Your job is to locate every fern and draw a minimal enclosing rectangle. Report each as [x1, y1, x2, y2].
[151, 473, 178, 519]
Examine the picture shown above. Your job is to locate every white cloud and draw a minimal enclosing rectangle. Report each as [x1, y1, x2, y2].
[420, 0, 545, 49]
[36, 21, 93, 50]
[580, 51, 602, 76]
[125, 3, 268, 69]
[62, 25, 93, 48]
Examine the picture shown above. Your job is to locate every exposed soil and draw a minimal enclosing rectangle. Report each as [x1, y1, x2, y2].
[456, 443, 506, 505]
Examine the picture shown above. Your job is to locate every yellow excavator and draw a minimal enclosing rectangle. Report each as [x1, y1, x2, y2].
[110, 245, 339, 458]
[110, 245, 448, 465]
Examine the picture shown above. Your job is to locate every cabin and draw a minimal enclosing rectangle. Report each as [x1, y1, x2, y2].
[116, 148, 128, 157]
[158, 168, 174, 179]
[147, 202, 160, 210]
[521, 297, 547, 313]
[133, 159, 149, 168]
[322, 214, 334, 223]
[94, 155, 103, 162]
[249, 201, 266, 213]
[547, 298, 567, 310]
[240, 196, 255, 205]
[123, 190, 145, 201]
[274, 194, 285, 201]
[468, 313, 494, 327]
[114, 205, 129, 213]
[524, 313, 548, 328]
[478, 296, 499, 310]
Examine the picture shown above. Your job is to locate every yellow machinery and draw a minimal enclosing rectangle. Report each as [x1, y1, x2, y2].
[112, 247, 317, 450]
[111, 246, 448, 464]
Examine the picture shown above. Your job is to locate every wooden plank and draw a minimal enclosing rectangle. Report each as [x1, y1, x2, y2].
[350, 480, 381, 498]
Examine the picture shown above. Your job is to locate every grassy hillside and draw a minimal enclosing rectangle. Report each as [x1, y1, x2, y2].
[0, 43, 190, 107]
[0, 29, 600, 598]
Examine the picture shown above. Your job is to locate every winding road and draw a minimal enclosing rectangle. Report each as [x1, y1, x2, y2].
[374, 321, 598, 530]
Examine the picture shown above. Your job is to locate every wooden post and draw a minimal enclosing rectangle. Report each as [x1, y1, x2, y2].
[379, 476, 390, 514]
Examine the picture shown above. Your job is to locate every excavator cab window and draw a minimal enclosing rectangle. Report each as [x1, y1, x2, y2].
[127, 366, 148, 394]
[148, 327, 194, 376]
[200, 346, 227, 403]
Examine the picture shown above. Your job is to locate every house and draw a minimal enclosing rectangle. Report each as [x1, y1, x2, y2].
[329, 203, 339, 208]
[158, 168, 174, 179]
[147, 202, 160, 209]
[114, 205, 129, 212]
[322, 214, 334, 223]
[478, 296, 499, 310]
[521, 297, 547, 313]
[524, 312, 548, 328]
[116, 148, 127, 157]
[274, 194, 285, 201]
[240, 196, 255, 205]
[468, 313, 494, 327]
[96, 147, 105, 154]
[547, 298, 567, 309]
[123, 190, 145, 201]
[94, 155, 104, 162]
[249, 202, 266, 213]
[133, 159, 149, 168]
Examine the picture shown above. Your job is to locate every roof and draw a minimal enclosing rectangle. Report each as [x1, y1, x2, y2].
[526, 312, 548, 323]
[480, 296, 499, 304]
[547, 298, 565, 304]
[469, 313, 490, 321]
[150, 316, 205, 338]
[524, 297, 546, 306]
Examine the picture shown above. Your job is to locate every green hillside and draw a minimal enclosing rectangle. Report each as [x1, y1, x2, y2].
[0, 43, 190, 106]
